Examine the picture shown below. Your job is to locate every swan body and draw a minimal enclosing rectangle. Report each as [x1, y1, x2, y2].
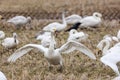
[35, 31, 56, 47]
[65, 14, 82, 24]
[43, 12, 67, 32]
[100, 42, 120, 76]
[67, 29, 88, 42]
[0, 31, 5, 39]
[2, 33, 19, 49]
[66, 12, 102, 31]
[0, 71, 7, 80]
[7, 16, 31, 28]
[80, 12, 102, 28]
[8, 29, 96, 70]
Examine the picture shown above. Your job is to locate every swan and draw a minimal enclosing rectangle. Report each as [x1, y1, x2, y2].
[0, 71, 7, 80]
[35, 31, 51, 40]
[43, 12, 67, 32]
[7, 16, 31, 29]
[66, 12, 102, 31]
[0, 31, 5, 39]
[67, 29, 88, 42]
[8, 28, 96, 71]
[2, 33, 19, 49]
[65, 14, 82, 24]
[35, 31, 56, 47]
[100, 42, 120, 77]
[97, 34, 119, 55]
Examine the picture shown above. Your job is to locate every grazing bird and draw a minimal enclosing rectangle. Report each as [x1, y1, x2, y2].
[8, 28, 96, 71]
[7, 16, 31, 29]
[65, 14, 82, 24]
[2, 33, 19, 49]
[67, 29, 88, 42]
[43, 12, 67, 32]
[100, 42, 120, 77]
[0, 71, 7, 80]
[66, 12, 102, 31]
[0, 31, 5, 40]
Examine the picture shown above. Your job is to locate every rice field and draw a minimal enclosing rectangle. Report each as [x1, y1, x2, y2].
[0, 0, 120, 80]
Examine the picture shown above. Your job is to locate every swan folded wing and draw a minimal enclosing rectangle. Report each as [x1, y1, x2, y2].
[8, 44, 46, 62]
[59, 41, 96, 59]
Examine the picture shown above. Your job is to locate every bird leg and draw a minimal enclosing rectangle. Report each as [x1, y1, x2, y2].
[48, 63, 53, 71]
[57, 61, 64, 72]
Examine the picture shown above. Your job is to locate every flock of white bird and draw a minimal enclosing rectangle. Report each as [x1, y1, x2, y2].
[0, 11, 119, 80]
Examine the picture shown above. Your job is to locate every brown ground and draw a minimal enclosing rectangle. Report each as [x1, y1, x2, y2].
[0, 0, 120, 80]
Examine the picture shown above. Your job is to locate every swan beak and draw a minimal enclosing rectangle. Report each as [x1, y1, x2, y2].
[96, 48, 102, 54]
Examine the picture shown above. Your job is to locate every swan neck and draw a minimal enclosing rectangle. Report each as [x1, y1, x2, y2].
[62, 12, 67, 26]
[103, 40, 110, 55]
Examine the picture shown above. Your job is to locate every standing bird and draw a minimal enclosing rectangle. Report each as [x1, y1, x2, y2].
[0, 71, 7, 80]
[7, 16, 31, 29]
[65, 14, 82, 24]
[66, 12, 102, 31]
[2, 33, 19, 49]
[8, 28, 96, 71]
[43, 12, 67, 32]
[0, 31, 5, 40]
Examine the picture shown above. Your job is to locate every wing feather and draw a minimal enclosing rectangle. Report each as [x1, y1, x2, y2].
[8, 44, 47, 62]
[59, 41, 96, 59]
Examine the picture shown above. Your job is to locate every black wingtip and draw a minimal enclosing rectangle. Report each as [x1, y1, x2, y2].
[65, 22, 81, 32]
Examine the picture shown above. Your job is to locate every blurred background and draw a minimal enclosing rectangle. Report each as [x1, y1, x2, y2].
[0, 0, 120, 20]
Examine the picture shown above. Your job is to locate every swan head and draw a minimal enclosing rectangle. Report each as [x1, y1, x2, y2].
[93, 12, 102, 18]
[13, 32, 18, 39]
[69, 29, 78, 35]
[27, 17, 31, 23]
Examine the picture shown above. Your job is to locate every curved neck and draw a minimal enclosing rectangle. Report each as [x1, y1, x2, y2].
[62, 12, 67, 26]
[103, 40, 111, 55]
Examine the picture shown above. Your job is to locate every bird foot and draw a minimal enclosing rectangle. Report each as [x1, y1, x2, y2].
[57, 66, 63, 72]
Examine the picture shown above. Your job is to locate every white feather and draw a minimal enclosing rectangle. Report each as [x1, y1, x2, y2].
[0, 71, 7, 80]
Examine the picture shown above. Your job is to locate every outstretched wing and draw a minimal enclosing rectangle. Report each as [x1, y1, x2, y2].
[59, 41, 96, 60]
[8, 44, 47, 62]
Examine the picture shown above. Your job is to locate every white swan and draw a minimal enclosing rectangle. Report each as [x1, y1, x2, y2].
[100, 42, 120, 76]
[65, 14, 82, 24]
[2, 33, 19, 49]
[35, 31, 56, 47]
[66, 12, 102, 31]
[0, 31, 5, 39]
[8, 29, 96, 70]
[0, 71, 7, 80]
[67, 29, 88, 42]
[7, 16, 31, 29]
[97, 35, 119, 55]
[43, 12, 67, 32]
